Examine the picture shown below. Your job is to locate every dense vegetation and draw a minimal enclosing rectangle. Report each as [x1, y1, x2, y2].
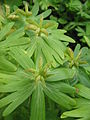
[0, 0, 90, 120]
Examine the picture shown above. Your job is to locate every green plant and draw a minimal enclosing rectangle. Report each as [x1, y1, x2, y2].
[33, 0, 61, 10]
[0, 47, 76, 119]
[0, 1, 90, 120]
[61, 84, 90, 120]
[0, 1, 75, 66]
[76, 22, 90, 47]
[64, 44, 90, 87]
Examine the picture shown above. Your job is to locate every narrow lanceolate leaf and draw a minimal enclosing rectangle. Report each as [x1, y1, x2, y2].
[84, 36, 90, 47]
[51, 30, 75, 43]
[3, 86, 34, 116]
[61, 105, 90, 119]
[74, 44, 80, 58]
[0, 28, 30, 48]
[1, 37, 30, 48]
[41, 40, 56, 67]
[75, 98, 90, 108]
[0, 70, 31, 83]
[0, 79, 33, 92]
[0, 22, 14, 41]
[27, 37, 37, 57]
[0, 73, 21, 83]
[76, 84, 90, 99]
[6, 28, 25, 40]
[30, 81, 45, 120]
[37, 9, 51, 19]
[9, 47, 34, 69]
[61, 98, 90, 120]
[44, 85, 76, 110]
[46, 82, 76, 96]
[48, 35, 66, 52]
[77, 67, 90, 87]
[59, 34, 75, 43]
[0, 56, 17, 72]
[0, 81, 33, 108]
[46, 68, 75, 82]
[0, 82, 34, 116]
[44, 36, 64, 59]
[31, 1, 39, 16]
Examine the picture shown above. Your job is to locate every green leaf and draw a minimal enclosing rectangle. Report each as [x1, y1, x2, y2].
[31, 2, 39, 16]
[61, 98, 90, 120]
[44, 85, 76, 110]
[46, 68, 75, 82]
[0, 71, 31, 83]
[30, 81, 45, 120]
[76, 84, 90, 99]
[46, 82, 76, 96]
[41, 40, 56, 67]
[86, 23, 90, 35]
[0, 73, 19, 83]
[0, 79, 33, 92]
[61, 105, 90, 119]
[0, 56, 17, 72]
[0, 80, 33, 107]
[77, 67, 90, 87]
[9, 47, 34, 69]
[0, 28, 30, 48]
[44, 36, 64, 59]
[84, 36, 90, 47]
[74, 44, 81, 58]
[6, 28, 25, 40]
[75, 98, 90, 107]
[3, 37, 30, 48]
[37, 9, 52, 19]
[0, 22, 14, 41]
[3, 83, 34, 116]
[68, 0, 82, 12]
[51, 30, 75, 43]
[59, 34, 75, 43]
[27, 37, 37, 57]
[39, 36, 63, 65]
[5, 0, 22, 9]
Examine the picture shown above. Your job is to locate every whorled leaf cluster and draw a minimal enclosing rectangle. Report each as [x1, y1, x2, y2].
[0, 1, 90, 120]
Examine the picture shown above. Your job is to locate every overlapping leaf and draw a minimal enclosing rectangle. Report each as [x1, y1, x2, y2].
[30, 81, 45, 120]
[0, 47, 76, 119]
[61, 84, 90, 120]
[43, 84, 76, 110]
[64, 44, 90, 86]
[0, 56, 17, 72]
[26, 19, 75, 66]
